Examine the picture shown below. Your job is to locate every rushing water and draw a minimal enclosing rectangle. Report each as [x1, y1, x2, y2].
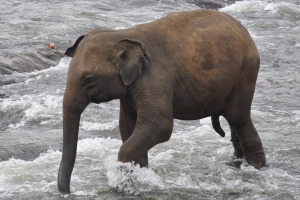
[0, 0, 300, 199]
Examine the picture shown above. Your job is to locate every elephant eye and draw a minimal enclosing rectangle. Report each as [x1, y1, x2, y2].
[83, 75, 96, 86]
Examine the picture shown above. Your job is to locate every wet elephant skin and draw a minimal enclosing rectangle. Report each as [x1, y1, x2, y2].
[58, 9, 266, 194]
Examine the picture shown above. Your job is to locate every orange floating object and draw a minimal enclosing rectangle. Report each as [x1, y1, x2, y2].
[48, 43, 56, 49]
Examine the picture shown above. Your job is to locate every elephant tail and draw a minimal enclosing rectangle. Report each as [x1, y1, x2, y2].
[211, 115, 225, 137]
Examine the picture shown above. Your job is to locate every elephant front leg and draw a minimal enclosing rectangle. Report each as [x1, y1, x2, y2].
[118, 119, 173, 167]
[119, 100, 137, 143]
[118, 99, 173, 167]
[119, 100, 149, 167]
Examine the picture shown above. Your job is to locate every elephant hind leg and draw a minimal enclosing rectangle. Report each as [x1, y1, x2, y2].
[224, 72, 266, 168]
[226, 117, 266, 169]
[229, 124, 244, 160]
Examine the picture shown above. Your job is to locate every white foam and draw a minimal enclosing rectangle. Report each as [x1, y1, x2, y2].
[76, 137, 121, 155]
[1, 131, 298, 198]
[150, 149, 174, 165]
[167, 172, 199, 189]
[264, 2, 300, 16]
[221, 0, 268, 13]
[4, 94, 63, 128]
[221, 0, 300, 18]
[0, 137, 122, 197]
[104, 157, 165, 195]
[1, 58, 70, 128]
[0, 149, 61, 198]
[80, 120, 118, 131]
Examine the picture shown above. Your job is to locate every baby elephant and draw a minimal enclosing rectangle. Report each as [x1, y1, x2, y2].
[58, 9, 266, 194]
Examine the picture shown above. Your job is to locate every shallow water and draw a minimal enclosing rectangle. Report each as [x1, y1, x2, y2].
[0, 0, 300, 199]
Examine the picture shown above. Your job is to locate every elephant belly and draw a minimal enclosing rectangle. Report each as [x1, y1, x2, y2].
[171, 69, 233, 120]
[173, 95, 225, 120]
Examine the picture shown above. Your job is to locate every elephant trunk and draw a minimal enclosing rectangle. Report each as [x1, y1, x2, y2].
[58, 95, 87, 194]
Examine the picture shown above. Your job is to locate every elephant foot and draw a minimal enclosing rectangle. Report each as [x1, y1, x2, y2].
[118, 147, 148, 168]
[230, 137, 266, 169]
[136, 153, 149, 168]
[244, 151, 266, 169]
[232, 148, 244, 160]
[231, 138, 244, 160]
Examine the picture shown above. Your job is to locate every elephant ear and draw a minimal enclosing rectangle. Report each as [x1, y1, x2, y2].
[112, 39, 150, 86]
[65, 35, 85, 57]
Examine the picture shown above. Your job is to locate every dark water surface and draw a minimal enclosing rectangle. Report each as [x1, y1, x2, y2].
[0, 0, 299, 199]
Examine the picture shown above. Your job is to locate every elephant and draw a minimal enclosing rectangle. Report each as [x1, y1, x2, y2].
[58, 9, 266, 194]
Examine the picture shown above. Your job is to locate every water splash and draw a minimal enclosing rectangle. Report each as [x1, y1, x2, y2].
[104, 157, 165, 195]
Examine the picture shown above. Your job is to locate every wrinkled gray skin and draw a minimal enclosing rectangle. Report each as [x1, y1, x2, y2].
[58, 9, 266, 194]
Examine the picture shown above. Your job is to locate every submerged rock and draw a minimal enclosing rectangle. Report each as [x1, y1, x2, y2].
[186, 0, 237, 9]
[0, 48, 63, 75]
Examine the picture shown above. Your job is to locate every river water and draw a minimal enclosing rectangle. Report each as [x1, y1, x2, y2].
[0, 0, 299, 199]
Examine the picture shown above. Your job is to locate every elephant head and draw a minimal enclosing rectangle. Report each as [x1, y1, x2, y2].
[58, 32, 150, 194]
